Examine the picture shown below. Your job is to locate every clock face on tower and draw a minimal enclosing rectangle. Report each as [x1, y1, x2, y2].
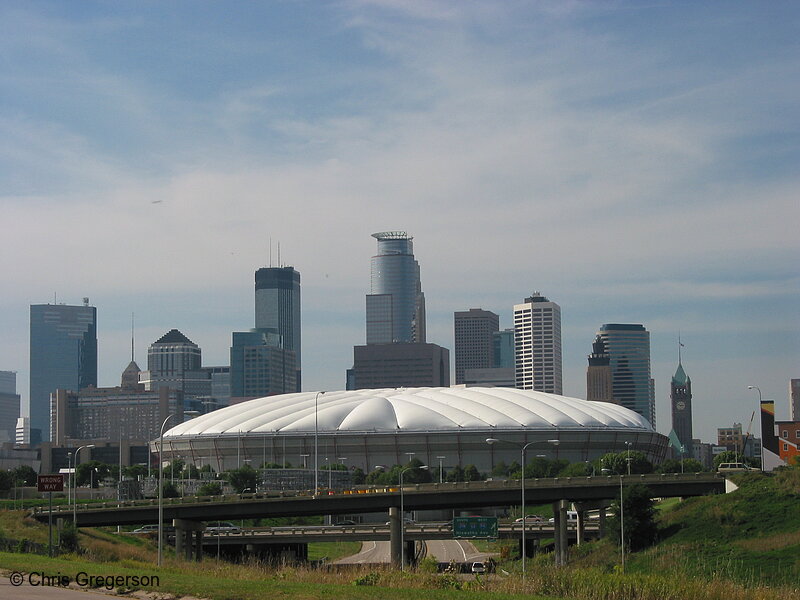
[676, 401, 686, 410]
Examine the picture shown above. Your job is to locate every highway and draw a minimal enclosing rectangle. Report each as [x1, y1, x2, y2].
[333, 539, 492, 565]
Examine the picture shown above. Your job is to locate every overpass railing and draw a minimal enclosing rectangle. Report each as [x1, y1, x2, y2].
[32, 472, 721, 518]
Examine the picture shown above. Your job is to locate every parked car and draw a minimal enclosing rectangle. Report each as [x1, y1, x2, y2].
[205, 521, 241, 534]
[514, 515, 544, 523]
[471, 562, 487, 574]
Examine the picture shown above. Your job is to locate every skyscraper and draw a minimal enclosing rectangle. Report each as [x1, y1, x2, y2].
[139, 329, 205, 394]
[255, 266, 301, 390]
[454, 309, 499, 384]
[366, 231, 426, 344]
[493, 329, 515, 369]
[670, 359, 693, 457]
[586, 335, 614, 403]
[0, 371, 20, 444]
[597, 324, 656, 426]
[230, 329, 296, 400]
[30, 300, 97, 442]
[513, 293, 562, 394]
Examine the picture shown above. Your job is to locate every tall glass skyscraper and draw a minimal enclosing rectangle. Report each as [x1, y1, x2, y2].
[30, 301, 97, 442]
[255, 266, 301, 390]
[366, 231, 426, 344]
[597, 323, 656, 426]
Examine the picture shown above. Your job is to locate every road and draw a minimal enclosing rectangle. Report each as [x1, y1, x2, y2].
[333, 539, 492, 565]
[0, 575, 111, 600]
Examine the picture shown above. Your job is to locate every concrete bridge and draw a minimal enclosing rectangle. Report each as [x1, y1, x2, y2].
[33, 473, 724, 566]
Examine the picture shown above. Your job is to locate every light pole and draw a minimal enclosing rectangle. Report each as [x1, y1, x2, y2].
[486, 438, 559, 583]
[624, 441, 632, 476]
[73, 444, 95, 525]
[314, 391, 325, 494]
[158, 411, 198, 567]
[66, 452, 73, 507]
[747, 386, 762, 460]
[620, 473, 625, 572]
[680, 445, 685, 474]
[399, 464, 428, 571]
[436, 456, 446, 483]
[301, 454, 309, 469]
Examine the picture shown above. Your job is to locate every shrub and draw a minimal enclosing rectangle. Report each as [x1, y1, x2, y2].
[352, 572, 379, 586]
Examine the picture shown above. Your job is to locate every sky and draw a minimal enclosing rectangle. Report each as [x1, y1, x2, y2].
[1, 1, 798, 444]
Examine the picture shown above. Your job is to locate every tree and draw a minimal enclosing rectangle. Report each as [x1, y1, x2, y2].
[599, 451, 653, 475]
[491, 461, 510, 478]
[607, 483, 658, 552]
[558, 462, 592, 477]
[0, 470, 11, 493]
[351, 467, 366, 485]
[713, 451, 759, 470]
[445, 465, 465, 483]
[226, 465, 259, 493]
[656, 458, 704, 474]
[124, 464, 148, 479]
[197, 482, 222, 496]
[76, 461, 111, 487]
[161, 482, 180, 498]
[11, 465, 38, 486]
[463, 465, 483, 481]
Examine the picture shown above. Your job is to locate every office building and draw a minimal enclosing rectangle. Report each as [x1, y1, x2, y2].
[366, 231, 426, 344]
[139, 329, 213, 399]
[596, 323, 656, 426]
[50, 385, 182, 446]
[15, 417, 30, 446]
[791, 379, 800, 421]
[30, 300, 97, 442]
[586, 336, 614, 403]
[454, 309, 499, 384]
[493, 329, 515, 369]
[349, 343, 449, 389]
[255, 266, 301, 391]
[670, 359, 693, 457]
[462, 368, 515, 387]
[230, 329, 296, 401]
[0, 371, 20, 444]
[513, 293, 562, 394]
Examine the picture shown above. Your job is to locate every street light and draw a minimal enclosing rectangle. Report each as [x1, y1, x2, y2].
[399, 464, 428, 571]
[747, 386, 762, 460]
[436, 456, 446, 483]
[624, 441, 632, 476]
[73, 444, 96, 525]
[66, 452, 73, 506]
[486, 438, 559, 583]
[314, 391, 326, 494]
[158, 411, 198, 567]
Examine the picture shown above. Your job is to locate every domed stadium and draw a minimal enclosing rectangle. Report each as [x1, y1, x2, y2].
[156, 387, 668, 474]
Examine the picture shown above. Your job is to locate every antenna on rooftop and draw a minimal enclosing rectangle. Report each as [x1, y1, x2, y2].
[131, 313, 135, 363]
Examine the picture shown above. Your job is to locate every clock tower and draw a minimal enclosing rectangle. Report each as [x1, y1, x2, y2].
[670, 359, 693, 458]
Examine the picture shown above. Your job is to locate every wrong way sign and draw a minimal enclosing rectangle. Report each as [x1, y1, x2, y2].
[37, 474, 64, 492]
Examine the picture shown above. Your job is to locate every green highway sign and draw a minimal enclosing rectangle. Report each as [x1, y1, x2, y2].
[453, 516, 498, 539]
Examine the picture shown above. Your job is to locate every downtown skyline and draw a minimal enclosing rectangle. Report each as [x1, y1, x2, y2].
[1, 2, 798, 443]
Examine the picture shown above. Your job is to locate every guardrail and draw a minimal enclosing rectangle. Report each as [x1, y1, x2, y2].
[31, 472, 721, 517]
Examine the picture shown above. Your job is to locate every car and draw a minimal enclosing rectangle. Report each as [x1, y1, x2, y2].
[471, 562, 486, 574]
[335, 519, 357, 526]
[205, 521, 241, 534]
[717, 462, 753, 473]
[514, 515, 544, 523]
[548, 511, 578, 524]
[131, 525, 175, 535]
[385, 517, 415, 525]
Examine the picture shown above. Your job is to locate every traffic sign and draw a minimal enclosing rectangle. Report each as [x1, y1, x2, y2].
[453, 516, 498, 538]
[37, 474, 64, 492]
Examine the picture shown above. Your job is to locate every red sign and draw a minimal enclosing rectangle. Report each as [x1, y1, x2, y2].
[37, 474, 64, 492]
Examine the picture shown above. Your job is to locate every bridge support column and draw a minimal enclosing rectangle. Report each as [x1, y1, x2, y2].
[575, 509, 586, 546]
[405, 540, 416, 567]
[173, 519, 204, 561]
[520, 537, 537, 559]
[598, 506, 606, 538]
[553, 499, 568, 566]
[195, 530, 203, 562]
[388, 507, 401, 568]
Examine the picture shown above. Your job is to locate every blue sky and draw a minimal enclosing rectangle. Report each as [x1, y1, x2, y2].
[1, 1, 798, 443]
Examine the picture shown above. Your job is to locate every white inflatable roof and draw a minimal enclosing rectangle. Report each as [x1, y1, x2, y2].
[165, 387, 653, 438]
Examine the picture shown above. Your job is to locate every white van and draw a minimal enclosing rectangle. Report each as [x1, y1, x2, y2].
[717, 463, 752, 473]
[548, 511, 578, 524]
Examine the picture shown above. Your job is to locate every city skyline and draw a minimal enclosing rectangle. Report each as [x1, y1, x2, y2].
[1, 2, 798, 443]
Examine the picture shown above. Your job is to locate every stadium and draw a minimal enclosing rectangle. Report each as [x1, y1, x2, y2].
[156, 387, 668, 475]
